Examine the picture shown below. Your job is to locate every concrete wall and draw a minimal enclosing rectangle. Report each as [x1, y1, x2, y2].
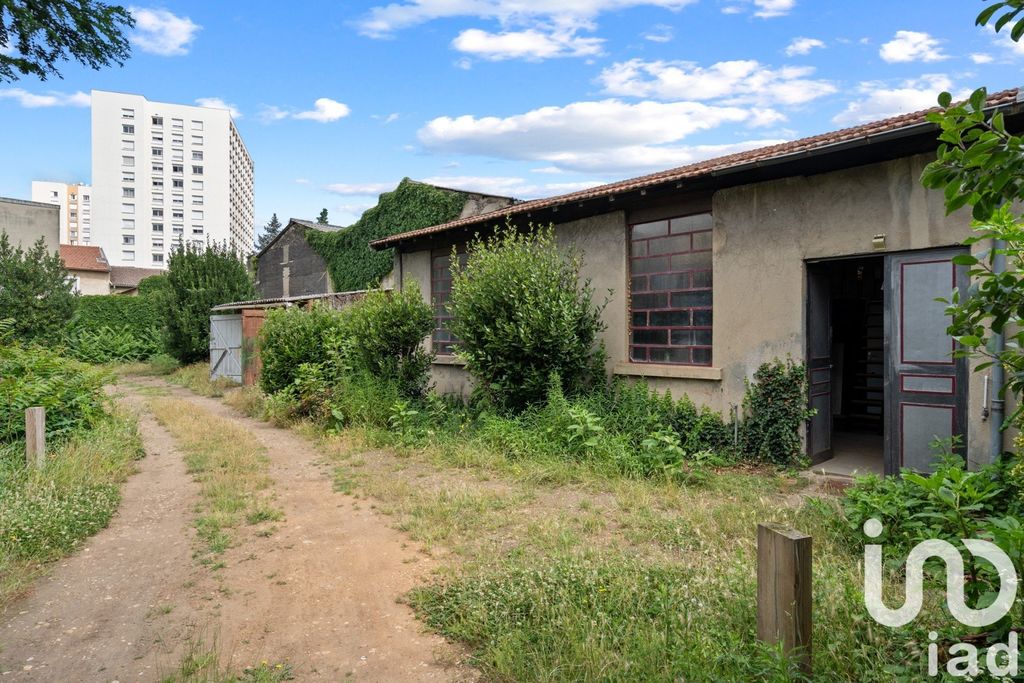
[256, 226, 334, 299]
[400, 153, 999, 463]
[72, 269, 111, 295]
[0, 198, 59, 249]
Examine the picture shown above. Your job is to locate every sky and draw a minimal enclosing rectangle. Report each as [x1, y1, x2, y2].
[1, 0, 1022, 237]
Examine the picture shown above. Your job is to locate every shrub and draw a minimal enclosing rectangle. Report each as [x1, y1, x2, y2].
[344, 285, 434, 397]
[68, 294, 161, 338]
[0, 234, 76, 345]
[448, 224, 607, 410]
[257, 304, 348, 395]
[163, 243, 255, 364]
[740, 358, 814, 466]
[67, 325, 163, 363]
[0, 343, 107, 444]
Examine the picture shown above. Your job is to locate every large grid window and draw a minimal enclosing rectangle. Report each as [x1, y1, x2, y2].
[430, 248, 466, 355]
[629, 213, 713, 365]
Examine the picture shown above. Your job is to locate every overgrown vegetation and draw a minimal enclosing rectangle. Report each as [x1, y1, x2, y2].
[448, 223, 607, 410]
[305, 179, 466, 291]
[163, 243, 255, 364]
[740, 358, 815, 466]
[0, 234, 76, 345]
[65, 294, 164, 363]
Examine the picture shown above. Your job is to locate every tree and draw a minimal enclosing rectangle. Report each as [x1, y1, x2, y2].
[0, 234, 76, 344]
[0, 0, 134, 83]
[162, 243, 255, 364]
[448, 223, 607, 410]
[316, 208, 329, 225]
[921, 1, 1024, 425]
[255, 213, 283, 252]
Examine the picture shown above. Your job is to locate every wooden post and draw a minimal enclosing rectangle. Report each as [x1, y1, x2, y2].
[757, 523, 812, 677]
[25, 406, 45, 468]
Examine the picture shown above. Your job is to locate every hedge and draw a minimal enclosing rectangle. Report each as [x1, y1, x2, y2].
[68, 295, 161, 339]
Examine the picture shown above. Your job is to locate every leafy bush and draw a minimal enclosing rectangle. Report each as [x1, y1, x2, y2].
[67, 325, 163, 363]
[0, 234, 76, 345]
[69, 294, 161, 338]
[740, 359, 814, 466]
[344, 285, 434, 397]
[0, 343, 107, 443]
[448, 224, 607, 410]
[305, 178, 467, 291]
[163, 243, 255, 364]
[257, 304, 348, 395]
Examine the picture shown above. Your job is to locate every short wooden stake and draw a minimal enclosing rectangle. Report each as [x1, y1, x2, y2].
[25, 406, 45, 468]
[757, 523, 812, 677]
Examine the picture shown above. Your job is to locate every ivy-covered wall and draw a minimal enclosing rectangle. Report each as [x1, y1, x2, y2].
[306, 178, 467, 292]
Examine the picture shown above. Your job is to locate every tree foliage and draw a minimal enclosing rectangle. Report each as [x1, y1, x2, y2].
[921, 3, 1024, 427]
[316, 208, 329, 225]
[0, 234, 76, 345]
[305, 179, 467, 292]
[448, 223, 607, 411]
[162, 243, 255, 364]
[0, 0, 134, 83]
[255, 213, 282, 252]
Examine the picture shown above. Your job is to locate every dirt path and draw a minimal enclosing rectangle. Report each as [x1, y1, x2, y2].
[0, 379, 472, 682]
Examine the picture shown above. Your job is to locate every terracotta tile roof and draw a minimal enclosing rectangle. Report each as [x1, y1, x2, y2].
[59, 245, 109, 273]
[110, 266, 164, 288]
[371, 87, 1022, 249]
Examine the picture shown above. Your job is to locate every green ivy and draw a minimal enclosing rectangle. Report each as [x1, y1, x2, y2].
[305, 178, 467, 292]
[740, 358, 815, 466]
[68, 295, 161, 339]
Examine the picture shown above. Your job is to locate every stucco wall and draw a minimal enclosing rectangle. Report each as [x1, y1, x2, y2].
[0, 198, 59, 249]
[256, 227, 334, 299]
[73, 270, 111, 295]
[399, 153, 1000, 462]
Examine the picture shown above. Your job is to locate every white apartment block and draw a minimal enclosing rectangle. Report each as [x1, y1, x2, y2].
[30, 181, 93, 245]
[90, 90, 255, 269]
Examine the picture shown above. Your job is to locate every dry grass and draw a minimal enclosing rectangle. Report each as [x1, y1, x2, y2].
[148, 398, 280, 563]
[167, 364, 239, 398]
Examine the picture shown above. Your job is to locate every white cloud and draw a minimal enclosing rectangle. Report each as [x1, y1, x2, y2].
[294, 98, 351, 122]
[970, 52, 994, 64]
[324, 182, 396, 195]
[294, 178, 311, 185]
[420, 174, 605, 198]
[0, 88, 90, 108]
[260, 98, 351, 124]
[372, 112, 400, 123]
[785, 37, 824, 56]
[879, 30, 947, 63]
[531, 166, 566, 174]
[129, 8, 200, 56]
[643, 24, 674, 42]
[196, 97, 241, 118]
[418, 98, 789, 173]
[598, 58, 836, 106]
[357, 0, 696, 38]
[753, 0, 795, 18]
[832, 74, 955, 126]
[452, 27, 603, 60]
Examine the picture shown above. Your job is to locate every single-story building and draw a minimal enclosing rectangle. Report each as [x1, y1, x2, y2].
[59, 244, 111, 295]
[372, 88, 1024, 476]
[110, 265, 164, 295]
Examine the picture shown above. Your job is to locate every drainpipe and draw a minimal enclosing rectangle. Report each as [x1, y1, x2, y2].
[989, 238, 1007, 462]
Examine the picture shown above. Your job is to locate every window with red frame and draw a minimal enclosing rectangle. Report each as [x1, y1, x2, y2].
[431, 248, 466, 355]
[629, 213, 713, 365]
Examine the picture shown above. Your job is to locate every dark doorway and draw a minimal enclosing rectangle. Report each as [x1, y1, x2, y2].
[807, 257, 885, 475]
[807, 248, 969, 476]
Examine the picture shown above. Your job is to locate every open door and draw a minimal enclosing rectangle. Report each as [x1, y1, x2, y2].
[807, 264, 832, 462]
[884, 249, 969, 475]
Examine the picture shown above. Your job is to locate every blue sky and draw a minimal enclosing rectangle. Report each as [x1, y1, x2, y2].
[1, 0, 1022, 237]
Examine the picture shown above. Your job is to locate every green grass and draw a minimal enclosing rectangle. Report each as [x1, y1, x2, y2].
[167, 363, 240, 398]
[148, 398, 281, 564]
[0, 408, 144, 607]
